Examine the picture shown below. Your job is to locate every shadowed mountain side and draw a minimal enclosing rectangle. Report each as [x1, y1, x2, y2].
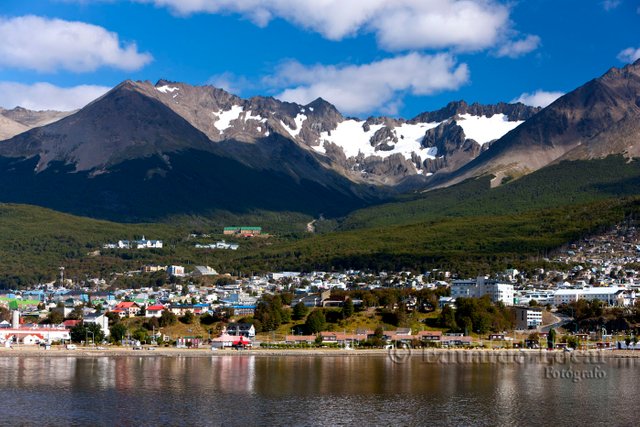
[0, 151, 372, 222]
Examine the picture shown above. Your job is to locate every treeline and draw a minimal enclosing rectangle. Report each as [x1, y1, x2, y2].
[247, 287, 449, 334]
[439, 296, 514, 334]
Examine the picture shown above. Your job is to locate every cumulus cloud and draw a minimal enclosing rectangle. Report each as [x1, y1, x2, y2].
[269, 53, 469, 115]
[0, 15, 152, 72]
[138, 0, 517, 52]
[617, 47, 640, 63]
[512, 90, 564, 108]
[0, 82, 110, 111]
[496, 35, 541, 58]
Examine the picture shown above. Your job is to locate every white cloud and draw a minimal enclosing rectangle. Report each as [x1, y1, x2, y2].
[270, 53, 469, 115]
[206, 72, 253, 95]
[139, 0, 520, 53]
[617, 47, 640, 63]
[512, 90, 564, 108]
[0, 15, 152, 72]
[496, 35, 541, 58]
[602, 0, 621, 11]
[0, 82, 110, 111]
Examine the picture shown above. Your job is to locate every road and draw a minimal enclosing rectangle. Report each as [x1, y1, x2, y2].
[540, 312, 572, 333]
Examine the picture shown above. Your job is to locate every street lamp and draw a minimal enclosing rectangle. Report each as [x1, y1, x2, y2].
[85, 330, 94, 347]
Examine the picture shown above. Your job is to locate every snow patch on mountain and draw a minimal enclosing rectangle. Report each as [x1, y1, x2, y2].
[157, 85, 179, 94]
[456, 113, 523, 145]
[315, 120, 440, 161]
[213, 105, 244, 132]
[245, 110, 267, 123]
[281, 113, 307, 138]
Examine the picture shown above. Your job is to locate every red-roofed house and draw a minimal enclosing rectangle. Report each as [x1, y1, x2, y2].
[63, 320, 81, 329]
[145, 304, 165, 318]
[113, 302, 141, 318]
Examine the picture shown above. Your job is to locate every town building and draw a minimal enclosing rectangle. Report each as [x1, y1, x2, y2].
[223, 226, 262, 237]
[513, 306, 543, 330]
[450, 276, 514, 305]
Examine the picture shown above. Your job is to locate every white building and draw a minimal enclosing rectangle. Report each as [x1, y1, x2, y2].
[553, 286, 633, 306]
[513, 306, 543, 330]
[451, 276, 514, 306]
[136, 236, 163, 249]
[83, 313, 110, 337]
[515, 291, 555, 306]
[168, 265, 185, 277]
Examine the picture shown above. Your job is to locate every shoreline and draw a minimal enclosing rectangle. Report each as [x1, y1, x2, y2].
[3, 346, 640, 359]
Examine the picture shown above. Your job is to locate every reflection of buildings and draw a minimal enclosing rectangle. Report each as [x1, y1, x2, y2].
[214, 356, 256, 394]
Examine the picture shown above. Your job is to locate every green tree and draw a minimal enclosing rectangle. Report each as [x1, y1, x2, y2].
[110, 323, 128, 343]
[46, 310, 64, 325]
[159, 310, 177, 327]
[133, 328, 149, 343]
[342, 299, 354, 319]
[180, 310, 195, 324]
[548, 328, 556, 349]
[305, 310, 326, 334]
[69, 322, 105, 344]
[439, 305, 458, 330]
[67, 306, 84, 320]
[292, 302, 309, 320]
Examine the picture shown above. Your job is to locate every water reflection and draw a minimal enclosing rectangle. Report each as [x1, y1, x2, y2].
[0, 355, 638, 426]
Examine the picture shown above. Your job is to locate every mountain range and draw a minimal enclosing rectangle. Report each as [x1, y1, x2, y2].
[0, 59, 638, 221]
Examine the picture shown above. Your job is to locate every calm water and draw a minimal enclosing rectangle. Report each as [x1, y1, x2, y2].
[0, 353, 638, 426]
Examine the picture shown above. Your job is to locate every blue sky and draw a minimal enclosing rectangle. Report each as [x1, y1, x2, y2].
[0, 0, 638, 118]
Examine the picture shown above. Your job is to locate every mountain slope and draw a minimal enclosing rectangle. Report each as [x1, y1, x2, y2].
[0, 107, 70, 141]
[116, 80, 536, 185]
[0, 81, 377, 220]
[431, 59, 640, 188]
[0, 79, 536, 220]
[0, 115, 28, 141]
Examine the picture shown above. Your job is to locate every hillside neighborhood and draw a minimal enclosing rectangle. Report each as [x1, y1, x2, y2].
[2, 224, 640, 351]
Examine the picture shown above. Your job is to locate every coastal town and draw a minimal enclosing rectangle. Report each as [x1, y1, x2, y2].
[2, 223, 640, 353]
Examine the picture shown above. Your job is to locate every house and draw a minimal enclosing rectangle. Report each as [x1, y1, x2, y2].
[168, 265, 185, 277]
[145, 304, 165, 318]
[223, 226, 262, 237]
[136, 236, 163, 249]
[169, 304, 209, 316]
[228, 305, 256, 316]
[176, 336, 202, 348]
[438, 296, 456, 309]
[225, 323, 256, 338]
[210, 333, 236, 349]
[192, 266, 218, 276]
[141, 265, 167, 273]
[112, 301, 141, 318]
[440, 335, 473, 347]
[417, 331, 443, 341]
[285, 335, 317, 345]
[83, 313, 110, 337]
